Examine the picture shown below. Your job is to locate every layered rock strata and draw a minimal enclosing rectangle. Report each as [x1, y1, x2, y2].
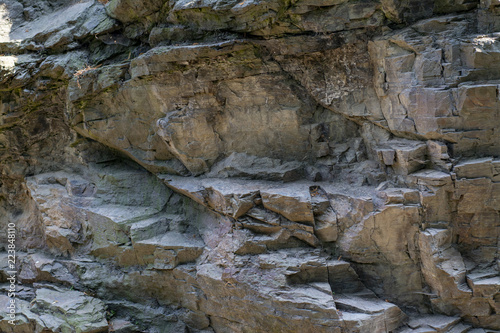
[0, 0, 500, 332]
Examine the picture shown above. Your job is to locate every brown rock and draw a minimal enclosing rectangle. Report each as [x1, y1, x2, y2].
[261, 186, 314, 225]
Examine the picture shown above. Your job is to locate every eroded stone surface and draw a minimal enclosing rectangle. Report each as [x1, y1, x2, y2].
[0, 286, 108, 333]
[1, 0, 500, 332]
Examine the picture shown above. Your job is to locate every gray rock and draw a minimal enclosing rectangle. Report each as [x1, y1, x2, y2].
[32, 287, 108, 333]
[2, 1, 500, 332]
[0, 287, 108, 333]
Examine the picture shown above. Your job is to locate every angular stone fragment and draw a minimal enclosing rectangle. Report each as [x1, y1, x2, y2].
[204, 182, 258, 219]
[0, 296, 40, 332]
[392, 141, 428, 175]
[207, 152, 303, 182]
[0, 287, 109, 333]
[106, 0, 164, 23]
[377, 187, 420, 205]
[427, 140, 451, 171]
[245, 206, 281, 226]
[467, 274, 500, 297]
[238, 216, 281, 234]
[377, 148, 396, 165]
[376, 140, 427, 175]
[419, 229, 472, 300]
[447, 323, 472, 333]
[314, 207, 338, 242]
[409, 169, 453, 187]
[407, 315, 461, 331]
[133, 232, 205, 269]
[108, 318, 140, 333]
[35, 288, 108, 332]
[454, 158, 494, 179]
[327, 260, 364, 293]
[129, 213, 178, 242]
[159, 175, 207, 206]
[334, 293, 400, 315]
[341, 303, 404, 333]
[261, 186, 314, 224]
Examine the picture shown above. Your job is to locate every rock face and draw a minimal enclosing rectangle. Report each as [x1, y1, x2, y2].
[1, 0, 500, 332]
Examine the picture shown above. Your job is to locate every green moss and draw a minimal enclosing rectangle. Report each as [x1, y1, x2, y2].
[76, 100, 88, 110]
[69, 138, 85, 148]
[20, 101, 43, 115]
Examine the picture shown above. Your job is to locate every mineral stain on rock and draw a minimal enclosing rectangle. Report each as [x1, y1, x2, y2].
[0, 0, 500, 332]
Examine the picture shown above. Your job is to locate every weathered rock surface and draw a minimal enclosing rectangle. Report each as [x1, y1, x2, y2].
[0, 285, 108, 333]
[1, 0, 500, 332]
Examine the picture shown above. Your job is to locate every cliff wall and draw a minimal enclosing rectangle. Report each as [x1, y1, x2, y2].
[0, 0, 500, 332]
